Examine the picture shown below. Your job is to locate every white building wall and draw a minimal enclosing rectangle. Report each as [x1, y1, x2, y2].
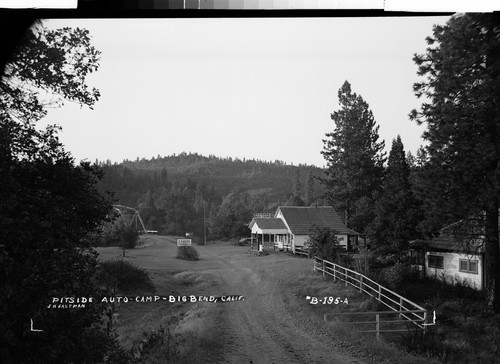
[425, 251, 483, 290]
[293, 235, 309, 247]
[251, 225, 261, 235]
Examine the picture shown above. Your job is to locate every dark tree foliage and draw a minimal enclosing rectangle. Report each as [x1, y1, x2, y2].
[210, 191, 254, 239]
[307, 227, 341, 263]
[156, 183, 198, 235]
[304, 170, 316, 206]
[1, 21, 100, 124]
[97, 260, 155, 295]
[176, 246, 200, 261]
[97, 211, 139, 249]
[321, 81, 386, 234]
[285, 169, 306, 206]
[120, 223, 140, 249]
[96, 155, 325, 240]
[411, 13, 500, 311]
[0, 22, 120, 362]
[292, 169, 302, 198]
[370, 136, 422, 252]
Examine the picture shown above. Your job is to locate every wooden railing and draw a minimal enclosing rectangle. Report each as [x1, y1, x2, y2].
[294, 246, 310, 257]
[324, 310, 427, 339]
[314, 257, 428, 329]
[274, 241, 291, 252]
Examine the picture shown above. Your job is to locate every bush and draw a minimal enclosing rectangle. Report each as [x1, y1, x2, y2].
[97, 218, 139, 249]
[176, 246, 199, 261]
[308, 226, 341, 262]
[120, 224, 139, 249]
[96, 260, 155, 294]
[381, 261, 420, 293]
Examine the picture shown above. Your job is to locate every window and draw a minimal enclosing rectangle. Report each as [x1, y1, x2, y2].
[428, 255, 444, 269]
[459, 259, 478, 274]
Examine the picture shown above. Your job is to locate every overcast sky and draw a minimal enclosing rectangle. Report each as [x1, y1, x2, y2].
[42, 16, 450, 168]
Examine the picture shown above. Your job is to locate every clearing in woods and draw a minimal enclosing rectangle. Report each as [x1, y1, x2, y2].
[97, 235, 370, 363]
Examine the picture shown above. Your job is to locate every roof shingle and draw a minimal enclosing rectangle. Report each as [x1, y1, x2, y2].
[276, 206, 359, 235]
[250, 218, 288, 230]
[410, 215, 486, 253]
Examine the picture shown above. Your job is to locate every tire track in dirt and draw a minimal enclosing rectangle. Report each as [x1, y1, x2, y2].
[99, 237, 368, 363]
[198, 247, 366, 364]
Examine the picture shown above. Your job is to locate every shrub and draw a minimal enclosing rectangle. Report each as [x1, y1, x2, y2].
[120, 224, 139, 249]
[96, 260, 155, 294]
[131, 326, 169, 360]
[308, 226, 341, 262]
[97, 218, 139, 249]
[400, 328, 450, 360]
[176, 246, 199, 261]
[381, 261, 420, 293]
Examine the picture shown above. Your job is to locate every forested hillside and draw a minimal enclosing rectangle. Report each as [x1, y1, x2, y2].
[97, 152, 326, 241]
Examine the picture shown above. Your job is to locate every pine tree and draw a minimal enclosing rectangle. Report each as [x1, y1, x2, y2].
[304, 170, 315, 206]
[370, 136, 421, 252]
[286, 169, 305, 206]
[292, 169, 302, 197]
[321, 81, 386, 234]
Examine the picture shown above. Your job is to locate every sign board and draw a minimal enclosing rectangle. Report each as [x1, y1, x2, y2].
[177, 239, 192, 246]
[253, 213, 271, 218]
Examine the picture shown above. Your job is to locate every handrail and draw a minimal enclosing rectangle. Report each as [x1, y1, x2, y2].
[324, 310, 427, 340]
[314, 256, 428, 329]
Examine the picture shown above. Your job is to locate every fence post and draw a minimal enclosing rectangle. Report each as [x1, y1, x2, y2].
[322, 260, 326, 278]
[399, 298, 403, 319]
[423, 311, 428, 332]
[375, 314, 380, 341]
[378, 286, 381, 301]
[333, 264, 336, 282]
[359, 275, 363, 292]
[345, 268, 348, 286]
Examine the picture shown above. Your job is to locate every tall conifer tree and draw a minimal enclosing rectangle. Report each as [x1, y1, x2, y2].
[304, 170, 315, 206]
[321, 81, 385, 234]
[370, 136, 421, 251]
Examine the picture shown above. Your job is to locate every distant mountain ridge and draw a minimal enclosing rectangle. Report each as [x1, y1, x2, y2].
[98, 152, 326, 209]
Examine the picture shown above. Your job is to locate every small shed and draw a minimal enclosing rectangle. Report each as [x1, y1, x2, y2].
[409, 218, 485, 290]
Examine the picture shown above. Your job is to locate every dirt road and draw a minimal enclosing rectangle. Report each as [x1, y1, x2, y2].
[98, 235, 367, 363]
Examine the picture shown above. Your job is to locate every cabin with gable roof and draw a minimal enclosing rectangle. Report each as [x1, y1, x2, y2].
[409, 214, 487, 290]
[249, 205, 359, 254]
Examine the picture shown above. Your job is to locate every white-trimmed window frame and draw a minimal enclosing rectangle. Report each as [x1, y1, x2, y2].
[459, 259, 478, 274]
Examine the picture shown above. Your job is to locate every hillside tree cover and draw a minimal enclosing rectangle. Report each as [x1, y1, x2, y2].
[304, 170, 316, 206]
[321, 81, 386, 235]
[210, 191, 254, 239]
[286, 169, 306, 206]
[0, 22, 124, 361]
[96, 155, 325, 239]
[410, 13, 500, 311]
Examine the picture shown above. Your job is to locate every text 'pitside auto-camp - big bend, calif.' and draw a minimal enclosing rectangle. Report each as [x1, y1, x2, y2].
[46, 295, 245, 308]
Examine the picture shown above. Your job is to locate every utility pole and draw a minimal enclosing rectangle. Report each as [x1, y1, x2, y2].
[203, 200, 207, 245]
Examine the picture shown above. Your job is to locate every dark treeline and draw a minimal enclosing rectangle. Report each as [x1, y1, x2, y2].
[96, 152, 325, 241]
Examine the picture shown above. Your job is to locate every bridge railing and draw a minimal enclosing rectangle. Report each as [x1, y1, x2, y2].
[313, 256, 428, 329]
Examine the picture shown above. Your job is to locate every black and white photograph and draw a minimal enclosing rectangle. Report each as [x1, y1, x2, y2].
[1, 4, 500, 364]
